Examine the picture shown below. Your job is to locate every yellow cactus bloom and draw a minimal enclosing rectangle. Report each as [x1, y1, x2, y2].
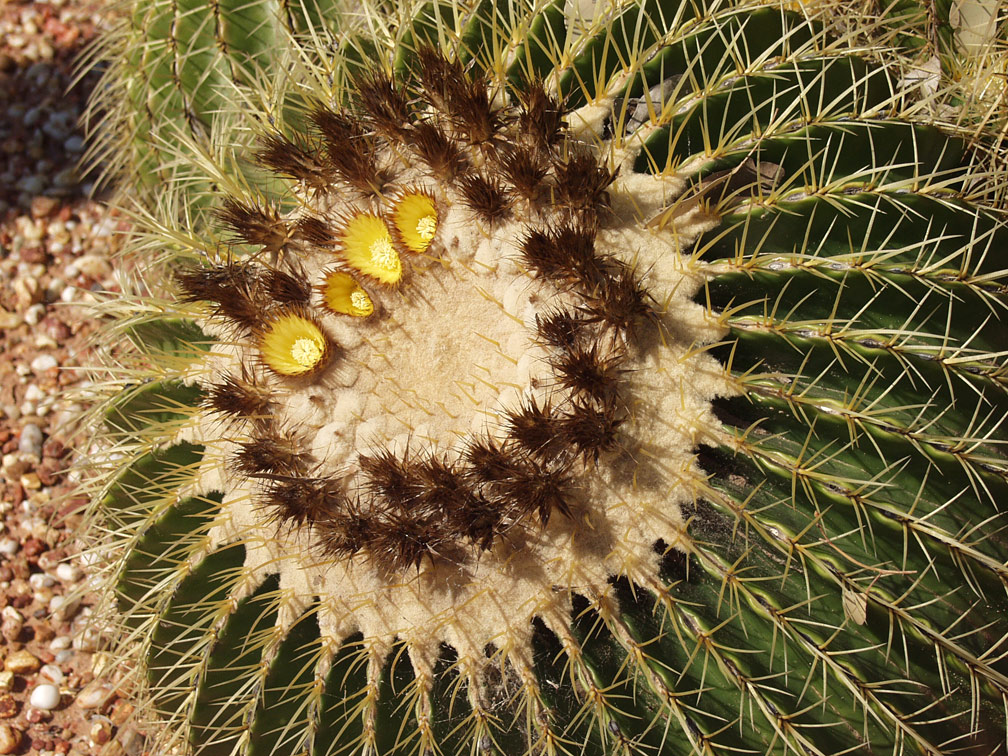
[320, 270, 374, 317]
[258, 310, 331, 377]
[391, 190, 439, 254]
[339, 212, 402, 285]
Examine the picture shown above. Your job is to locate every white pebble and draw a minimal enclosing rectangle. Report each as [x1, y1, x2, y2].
[23, 384, 44, 402]
[23, 303, 45, 326]
[49, 635, 71, 651]
[39, 664, 63, 684]
[56, 563, 81, 583]
[54, 649, 72, 664]
[59, 285, 76, 303]
[18, 422, 42, 456]
[0, 539, 18, 557]
[28, 573, 54, 590]
[30, 354, 57, 373]
[28, 683, 60, 710]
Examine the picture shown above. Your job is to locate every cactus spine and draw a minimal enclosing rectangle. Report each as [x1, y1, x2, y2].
[82, 1, 1008, 755]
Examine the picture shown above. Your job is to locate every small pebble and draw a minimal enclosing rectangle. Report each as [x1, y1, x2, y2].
[29, 573, 55, 590]
[56, 563, 81, 582]
[29, 683, 60, 711]
[0, 673, 11, 693]
[50, 594, 80, 621]
[30, 354, 58, 373]
[0, 723, 19, 754]
[18, 423, 43, 456]
[54, 650, 72, 665]
[0, 539, 16, 557]
[49, 635, 72, 651]
[88, 719, 111, 745]
[5, 649, 40, 674]
[75, 681, 110, 710]
[38, 665, 63, 684]
[24, 303, 45, 326]
[0, 607, 23, 641]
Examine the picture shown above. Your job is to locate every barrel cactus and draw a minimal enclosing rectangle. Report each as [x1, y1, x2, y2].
[82, 0, 1008, 754]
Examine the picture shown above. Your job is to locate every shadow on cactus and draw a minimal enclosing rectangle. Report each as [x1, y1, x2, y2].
[81, 0, 1008, 754]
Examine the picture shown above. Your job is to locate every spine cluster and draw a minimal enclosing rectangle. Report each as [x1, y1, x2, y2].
[179, 46, 662, 575]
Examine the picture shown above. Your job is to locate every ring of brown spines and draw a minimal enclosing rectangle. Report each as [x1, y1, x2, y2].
[182, 46, 660, 576]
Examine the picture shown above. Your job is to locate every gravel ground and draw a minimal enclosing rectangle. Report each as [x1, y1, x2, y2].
[0, 1, 143, 754]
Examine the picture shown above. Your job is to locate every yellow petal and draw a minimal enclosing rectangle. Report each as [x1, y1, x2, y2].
[391, 190, 439, 254]
[321, 270, 374, 317]
[340, 212, 402, 285]
[258, 311, 332, 377]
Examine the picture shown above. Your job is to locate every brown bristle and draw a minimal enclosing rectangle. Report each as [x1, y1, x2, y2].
[551, 341, 624, 402]
[176, 263, 267, 330]
[265, 266, 312, 306]
[310, 105, 388, 196]
[558, 399, 623, 463]
[504, 397, 562, 460]
[359, 449, 420, 509]
[263, 476, 347, 530]
[371, 508, 459, 573]
[457, 172, 512, 223]
[216, 198, 292, 254]
[552, 145, 618, 223]
[463, 435, 522, 485]
[516, 79, 566, 147]
[315, 497, 378, 559]
[414, 45, 462, 114]
[518, 221, 606, 286]
[355, 69, 412, 139]
[205, 372, 273, 420]
[413, 456, 471, 515]
[445, 492, 505, 551]
[500, 462, 576, 526]
[498, 144, 549, 203]
[407, 121, 470, 181]
[581, 267, 659, 341]
[535, 307, 587, 351]
[255, 133, 330, 194]
[295, 215, 337, 247]
[451, 75, 504, 146]
[234, 431, 312, 476]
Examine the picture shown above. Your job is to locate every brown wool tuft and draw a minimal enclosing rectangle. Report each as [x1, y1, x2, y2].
[310, 105, 388, 196]
[457, 172, 512, 224]
[551, 341, 624, 403]
[497, 144, 549, 203]
[371, 507, 460, 573]
[205, 372, 274, 420]
[216, 198, 292, 255]
[295, 215, 338, 248]
[314, 496, 378, 559]
[581, 267, 659, 342]
[355, 69, 412, 139]
[234, 430, 313, 477]
[358, 449, 421, 509]
[515, 78, 567, 148]
[557, 398, 624, 463]
[552, 145, 618, 223]
[406, 121, 470, 181]
[504, 397, 563, 461]
[263, 476, 348, 530]
[265, 266, 313, 307]
[255, 133, 331, 194]
[535, 307, 587, 351]
[176, 263, 267, 331]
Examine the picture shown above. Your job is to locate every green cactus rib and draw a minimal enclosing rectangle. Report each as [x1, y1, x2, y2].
[85, 0, 1008, 754]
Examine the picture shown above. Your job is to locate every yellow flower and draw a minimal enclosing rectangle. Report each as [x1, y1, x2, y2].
[320, 270, 374, 317]
[257, 310, 332, 377]
[390, 190, 439, 254]
[339, 212, 402, 285]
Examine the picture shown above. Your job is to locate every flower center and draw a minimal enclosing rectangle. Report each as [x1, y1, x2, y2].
[290, 337, 323, 368]
[350, 290, 370, 313]
[416, 215, 437, 241]
[370, 236, 399, 271]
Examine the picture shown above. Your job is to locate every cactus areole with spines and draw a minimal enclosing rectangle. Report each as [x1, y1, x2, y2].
[87, 0, 1008, 754]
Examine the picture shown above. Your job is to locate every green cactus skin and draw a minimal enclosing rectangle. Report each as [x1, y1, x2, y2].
[81, 1, 1008, 755]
